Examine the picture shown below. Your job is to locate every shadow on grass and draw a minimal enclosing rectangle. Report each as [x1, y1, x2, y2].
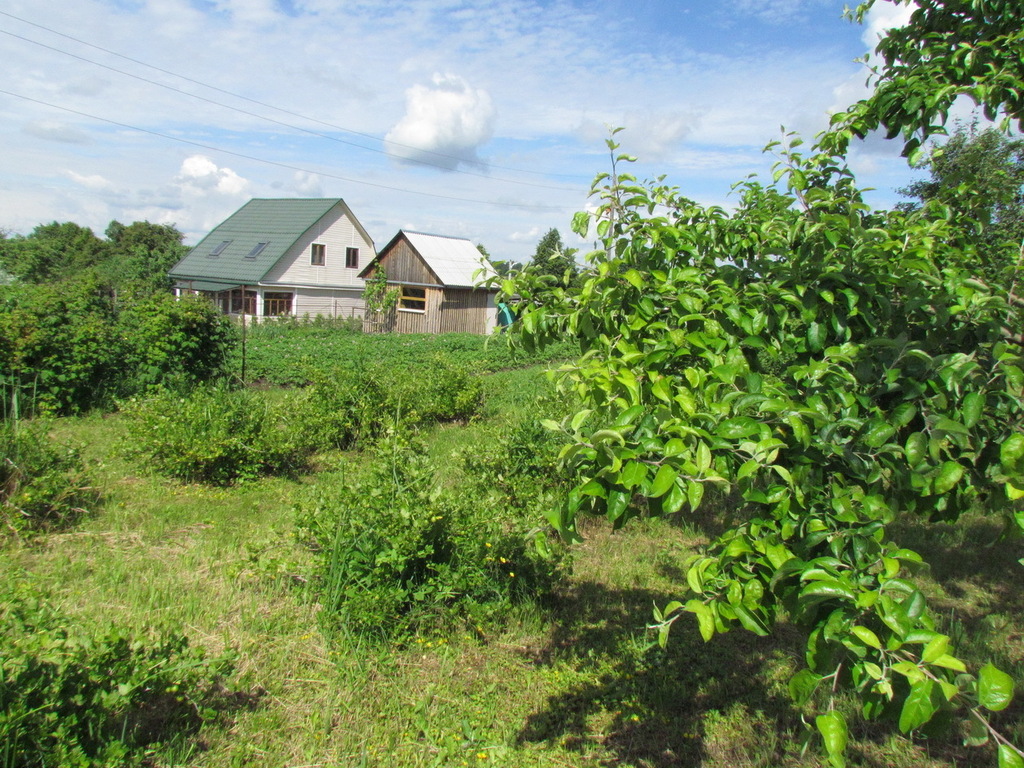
[516, 578, 806, 767]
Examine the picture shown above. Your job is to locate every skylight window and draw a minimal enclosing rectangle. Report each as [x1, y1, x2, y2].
[245, 242, 270, 259]
[209, 240, 232, 257]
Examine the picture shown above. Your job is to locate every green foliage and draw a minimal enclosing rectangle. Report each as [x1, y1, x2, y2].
[360, 267, 400, 315]
[296, 436, 565, 640]
[117, 293, 235, 395]
[457, 407, 576, 514]
[102, 220, 188, 298]
[123, 384, 308, 485]
[0, 279, 120, 415]
[898, 122, 1024, 283]
[0, 222, 108, 285]
[0, 576, 235, 768]
[0, 421, 96, 535]
[825, 0, 1024, 160]
[504, 133, 1024, 761]
[528, 227, 579, 288]
[235, 324, 577, 387]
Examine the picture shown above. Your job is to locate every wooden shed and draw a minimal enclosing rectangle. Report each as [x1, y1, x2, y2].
[359, 230, 499, 334]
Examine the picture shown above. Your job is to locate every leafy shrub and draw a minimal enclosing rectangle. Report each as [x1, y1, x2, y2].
[458, 409, 575, 513]
[124, 384, 307, 485]
[295, 436, 564, 640]
[384, 354, 483, 424]
[0, 279, 120, 415]
[0, 421, 96, 534]
[293, 359, 484, 452]
[0, 576, 235, 768]
[117, 293, 235, 395]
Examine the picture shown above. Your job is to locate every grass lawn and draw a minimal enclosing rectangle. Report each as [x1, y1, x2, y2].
[4, 363, 1022, 767]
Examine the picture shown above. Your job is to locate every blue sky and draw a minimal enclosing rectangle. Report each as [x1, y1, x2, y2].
[0, 0, 936, 262]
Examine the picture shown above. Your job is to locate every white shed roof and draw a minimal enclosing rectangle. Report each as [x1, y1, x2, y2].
[404, 231, 498, 288]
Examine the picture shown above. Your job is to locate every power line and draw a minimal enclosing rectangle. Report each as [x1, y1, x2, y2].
[0, 28, 582, 194]
[0, 9, 591, 184]
[0, 88, 576, 213]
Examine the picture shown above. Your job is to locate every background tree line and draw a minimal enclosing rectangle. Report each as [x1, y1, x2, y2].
[0, 219, 233, 416]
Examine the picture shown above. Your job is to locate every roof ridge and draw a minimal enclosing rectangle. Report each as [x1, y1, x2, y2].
[403, 229, 472, 242]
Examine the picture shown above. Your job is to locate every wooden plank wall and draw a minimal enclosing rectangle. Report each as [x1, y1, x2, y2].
[364, 287, 493, 334]
[375, 238, 440, 285]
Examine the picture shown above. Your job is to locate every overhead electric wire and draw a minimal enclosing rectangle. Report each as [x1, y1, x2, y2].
[0, 28, 581, 194]
[0, 88, 574, 213]
[0, 9, 591, 184]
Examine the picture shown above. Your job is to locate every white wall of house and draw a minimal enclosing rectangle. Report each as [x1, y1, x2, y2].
[263, 203, 372, 289]
[292, 287, 364, 318]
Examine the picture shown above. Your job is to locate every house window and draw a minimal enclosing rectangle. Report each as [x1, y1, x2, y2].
[245, 242, 270, 259]
[263, 291, 293, 316]
[209, 240, 231, 258]
[345, 247, 359, 269]
[311, 243, 326, 266]
[229, 289, 257, 315]
[399, 286, 427, 312]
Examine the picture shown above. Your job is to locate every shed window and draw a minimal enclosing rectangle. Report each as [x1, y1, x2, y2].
[245, 241, 270, 259]
[399, 286, 426, 312]
[311, 243, 326, 266]
[345, 247, 359, 269]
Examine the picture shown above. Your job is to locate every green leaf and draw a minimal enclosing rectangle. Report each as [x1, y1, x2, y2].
[961, 392, 984, 427]
[998, 745, 1024, 768]
[899, 679, 937, 733]
[620, 461, 648, 489]
[649, 464, 677, 498]
[863, 420, 897, 449]
[815, 710, 848, 768]
[685, 599, 715, 642]
[978, 663, 1015, 712]
[807, 322, 826, 352]
[905, 432, 927, 468]
[1001, 434, 1024, 471]
[789, 669, 822, 706]
[933, 461, 965, 495]
[718, 416, 761, 439]
[606, 490, 629, 522]
[852, 626, 881, 650]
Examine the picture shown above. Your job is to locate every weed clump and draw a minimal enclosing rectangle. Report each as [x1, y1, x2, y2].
[0, 421, 96, 534]
[0, 576, 236, 768]
[296, 435, 565, 640]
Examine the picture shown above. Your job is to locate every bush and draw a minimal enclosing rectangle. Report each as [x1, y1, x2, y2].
[292, 359, 484, 453]
[0, 421, 96, 534]
[0, 280, 120, 415]
[123, 385, 307, 485]
[458, 410, 574, 514]
[118, 293, 235, 395]
[295, 436, 564, 640]
[0, 576, 235, 768]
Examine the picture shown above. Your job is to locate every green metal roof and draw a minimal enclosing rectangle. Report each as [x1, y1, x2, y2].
[169, 198, 358, 284]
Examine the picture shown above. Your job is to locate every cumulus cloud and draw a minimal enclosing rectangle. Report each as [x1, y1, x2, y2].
[175, 155, 249, 196]
[385, 73, 496, 171]
[861, 1, 915, 47]
[290, 170, 324, 197]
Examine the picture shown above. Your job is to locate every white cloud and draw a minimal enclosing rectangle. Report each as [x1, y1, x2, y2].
[21, 121, 91, 144]
[175, 155, 250, 196]
[861, 1, 915, 48]
[289, 171, 324, 197]
[66, 170, 113, 190]
[385, 73, 496, 171]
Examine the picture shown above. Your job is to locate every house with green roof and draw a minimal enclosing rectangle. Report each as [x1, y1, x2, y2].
[169, 198, 374, 319]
